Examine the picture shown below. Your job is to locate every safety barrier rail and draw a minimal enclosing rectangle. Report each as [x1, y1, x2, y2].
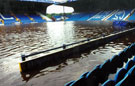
[21, 38, 92, 61]
[19, 21, 135, 73]
[21, 20, 133, 61]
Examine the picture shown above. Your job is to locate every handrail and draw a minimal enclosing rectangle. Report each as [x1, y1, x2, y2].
[21, 37, 92, 61]
[21, 21, 132, 61]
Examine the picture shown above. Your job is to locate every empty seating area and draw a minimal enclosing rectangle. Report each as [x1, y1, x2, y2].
[88, 11, 112, 21]
[64, 9, 134, 21]
[65, 43, 135, 86]
[78, 12, 96, 21]
[16, 14, 33, 24]
[0, 9, 134, 26]
[0, 21, 2, 24]
[2, 14, 19, 25]
[29, 14, 46, 23]
[0, 13, 47, 25]
[0, 18, 2, 24]
[66, 13, 88, 21]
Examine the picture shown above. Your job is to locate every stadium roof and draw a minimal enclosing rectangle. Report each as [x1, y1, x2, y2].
[17, 0, 76, 4]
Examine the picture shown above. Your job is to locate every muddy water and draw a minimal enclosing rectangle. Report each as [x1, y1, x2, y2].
[0, 21, 134, 86]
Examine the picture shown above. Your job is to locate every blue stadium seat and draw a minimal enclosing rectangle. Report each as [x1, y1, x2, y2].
[123, 47, 133, 59]
[114, 68, 127, 83]
[110, 55, 123, 73]
[116, 66, 135, 86]
[99, 59, 111, 74]
[80, 72, 89, 78]
[126, 65, 135, 76]
[78, 12, 96, 21]
[4, 19, 18, 25]
[16, 14, 33, 24]
[65, 81, 75, 86]
[29, 14, 46, 23]
[85, 65, 101, 86]
[118, 51, 128, 63]
[67, 77, 86, 86]
[0, 14, 18, 25]
[101, 80, 115, 86]
[133, 56, 135, 62]
[115, 75, 135, 86]
[125, 60, 135, 71]
[0, 21, 2, 24]
[66, 13, 87, 21]
[128, 43, 135, 56]
[86, 64, 108, 84]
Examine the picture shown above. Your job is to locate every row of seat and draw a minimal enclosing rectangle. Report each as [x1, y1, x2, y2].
[0, 14, 46, 25]
[102, 58, 135, 86]
[0, 20, 2, 24]
[66, 13, 88, 21]
[65, 43, 135, 86]
[29, 15, 46, 23]
[78, 12, 96, 21]
[56, 10, 134, 21]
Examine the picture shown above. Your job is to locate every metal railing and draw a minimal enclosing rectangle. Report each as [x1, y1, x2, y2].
[21, 37, 92, 61]
[21, 29, 123, 61]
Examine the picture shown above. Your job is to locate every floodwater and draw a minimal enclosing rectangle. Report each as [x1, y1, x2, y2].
[0, 21, 134, 86]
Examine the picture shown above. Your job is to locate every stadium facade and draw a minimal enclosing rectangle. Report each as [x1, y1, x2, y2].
[0, 0, 51, 14]
[62, 0, 135, 12]
[0, 0, 75, 14]
[1, 0, 135, 14]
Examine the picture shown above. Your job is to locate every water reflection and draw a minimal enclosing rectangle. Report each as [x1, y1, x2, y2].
[21, 32, 135, 82]
[0, 21, 135, 86]
[46, 21, 75, 47]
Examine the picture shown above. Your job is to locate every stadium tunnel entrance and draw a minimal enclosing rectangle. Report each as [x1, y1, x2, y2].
[46, 5, 74, 14]
[46, 4, 74, 21]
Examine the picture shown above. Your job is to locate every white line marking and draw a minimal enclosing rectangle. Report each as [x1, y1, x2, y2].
[123, 8, 135, 20]
[102, 10, 119, 21]
[0, 13, 14, 20]
[87, 11, 103, 21]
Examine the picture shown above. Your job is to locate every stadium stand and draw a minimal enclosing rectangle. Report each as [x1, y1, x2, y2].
[0, 13, 18, 25]
[0, 21, 2, 24]
[2, 14, 19, 25]
[87, 11, 112, 21]
[0, 9, 134, 25]
[64, 9, 134, 21]
[107, 10, 132, 21]
[65, 43, 135, 86]
[78, 12, 96, 21]
[115, 66, 135, 86]
[128, 11, 135, 21]
[29, 14, 46, 23]
[16, 14, 33, 24]
[65, 13, 87, 21]
[0, 13, 47, 25]
[0, 18, 3, 24]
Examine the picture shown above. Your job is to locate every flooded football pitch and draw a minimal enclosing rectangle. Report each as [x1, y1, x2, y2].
[0, 21, 134, 86]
